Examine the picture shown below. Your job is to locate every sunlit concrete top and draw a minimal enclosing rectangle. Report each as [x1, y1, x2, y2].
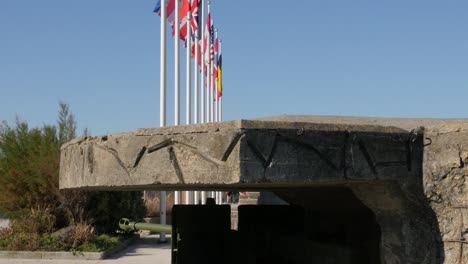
[59, 115, 468, 191]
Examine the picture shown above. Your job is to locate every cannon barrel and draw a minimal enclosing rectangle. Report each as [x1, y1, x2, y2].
[119, 218, 172, 233]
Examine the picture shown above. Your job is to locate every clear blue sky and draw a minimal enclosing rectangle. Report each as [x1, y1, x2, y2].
[1, 0, 467, 136]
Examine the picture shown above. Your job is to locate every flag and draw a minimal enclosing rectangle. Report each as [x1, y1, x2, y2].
[212, 36, 218, 101]
[154, 0, 180, 36]
[153, 0, 162, 14]
[204, 13, 211, 65]
[168, 0, 181, 35]
[217, 46, 222, 98]
[190, 0, 199, 38]
[179, 0, 190, 41]
[213, 36, 219, 98]
[190, 0, 200, 58]
[210, 18, 214, 61]
[194, 42, 202, 66]
[213, 36, 218, 78]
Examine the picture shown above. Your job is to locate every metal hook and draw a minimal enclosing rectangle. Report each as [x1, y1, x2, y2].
[296, 127, 304, 136]
[424, 138, 432, 146]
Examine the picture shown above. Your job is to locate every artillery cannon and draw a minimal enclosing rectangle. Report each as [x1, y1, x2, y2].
[119, 203, 305, 264]
[118, 218, 172, 233]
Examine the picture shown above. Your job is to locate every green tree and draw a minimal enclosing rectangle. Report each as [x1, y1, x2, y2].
[57, 101, 76, 144]
[0, 119, 61, 217]
[0, 103, 146, 233]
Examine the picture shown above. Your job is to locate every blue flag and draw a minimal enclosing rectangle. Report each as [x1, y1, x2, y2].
[153, 0, 161, 13]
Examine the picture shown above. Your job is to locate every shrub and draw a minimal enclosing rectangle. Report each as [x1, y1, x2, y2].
[0, 207, 59, 251]
[0, 102, 146, 237]
[0, 209, 123, 252]
[0, 121, 62, 219]
[87, 191, 147, 234]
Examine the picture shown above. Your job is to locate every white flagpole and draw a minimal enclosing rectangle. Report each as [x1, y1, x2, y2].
[174, 0, 181, 205]
[200, 0, 205, 125]
[185, 15, 191, 127]
[206, 1, 211, 123]
[193, 13, 198, 125]
[209, 24, 214, 123]
[207, 65, 211, 122]
[210, 54, 213, 123]
[207, 64, 211, 122]
[219, 39, 222, 122]
[214, 29, 220, 204]
[185, 11, 193, 205]
[193, 1, 200, 205]
[159, 0, 168, 243]
[214, 29, 218, 123]
[200, 0, 208, 204]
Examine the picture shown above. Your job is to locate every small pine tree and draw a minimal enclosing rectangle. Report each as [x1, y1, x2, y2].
[57, 101, 76, 144]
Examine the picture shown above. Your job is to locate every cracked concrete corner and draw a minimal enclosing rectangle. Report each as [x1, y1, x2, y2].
[59, 125, 244, 190]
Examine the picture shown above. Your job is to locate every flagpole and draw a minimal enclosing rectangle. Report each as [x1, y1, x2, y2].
[199, 0, 207, 205]
[214, 28, 220, 204]
[207, 64, 210, 122]
[210, 55, 214, 123]
[159, 0, 168, 243]
[185, 10, 193, 205]
[209, 23, 214, 123]
[207, 63, 211, 122]
[206, 1, 211, 123]
[207, 8, 210, 124]
[193, 14, 198, 125]
[186, 13, 191, 127]
[214, 28, 218, 123]
[216, 39, 220, 122]
[193, 1, 200, 205]
[200, 0, 205, 125]
[207, 65, 211, 122]
[219, 39, 222, 122]
[174, 0, 181, 205]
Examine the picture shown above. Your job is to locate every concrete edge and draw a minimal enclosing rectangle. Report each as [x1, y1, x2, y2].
[0, 235, 138, 260]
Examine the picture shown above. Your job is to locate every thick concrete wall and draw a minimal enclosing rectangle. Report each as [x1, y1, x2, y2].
[423, 124, 468, 263]
[60, 121, 243, 190]
[59, 116, 468, 263]
[60, 119, 417, 190]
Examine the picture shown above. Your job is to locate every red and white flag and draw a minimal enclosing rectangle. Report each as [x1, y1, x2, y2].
[190, 0, 200, 58]
[179, 0, 190, 41]
[213, 36, 218, 78]
[203, 13, 211, 66]
[167, 0, 181, 35]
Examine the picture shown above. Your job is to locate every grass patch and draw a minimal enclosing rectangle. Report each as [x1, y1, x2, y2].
[75, 234, 123, 252]
[0, 227, 127, 252]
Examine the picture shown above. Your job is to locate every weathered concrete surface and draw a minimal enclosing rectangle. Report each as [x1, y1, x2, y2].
[59, 115, 468, 263]
[423, 124, 468, 263]
[60, 118, 425, 190]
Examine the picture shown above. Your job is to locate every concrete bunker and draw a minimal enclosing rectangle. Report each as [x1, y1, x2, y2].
[59, 116, 468, 263]
[271, 187, 382, 263]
